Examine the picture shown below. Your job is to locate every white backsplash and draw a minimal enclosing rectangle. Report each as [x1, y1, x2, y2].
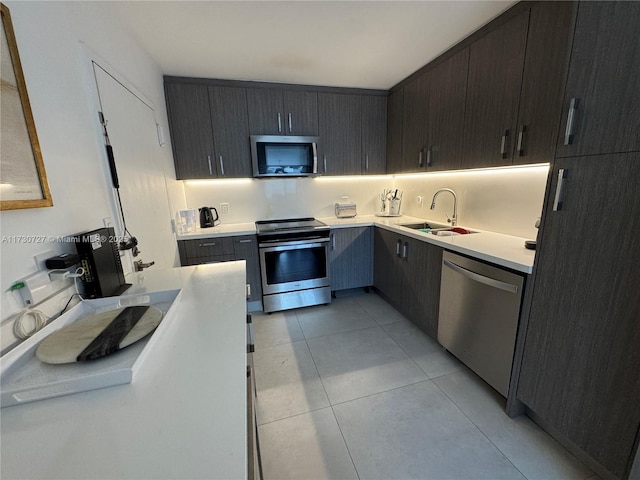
[184, 164, 550, 238]
[395, 164, 550, 238]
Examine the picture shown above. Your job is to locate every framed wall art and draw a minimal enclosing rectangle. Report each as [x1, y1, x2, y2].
[1, 3, 52, 210]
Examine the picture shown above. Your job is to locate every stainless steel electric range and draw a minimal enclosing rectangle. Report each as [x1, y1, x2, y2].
[255, 218, 331, 313]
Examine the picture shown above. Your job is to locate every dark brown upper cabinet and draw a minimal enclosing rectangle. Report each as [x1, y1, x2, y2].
[556, 1, 640, 158]
[165, 83, 217, 179]
[361, 95, 387, 174]
[513, 1, 576, 165]
[425, 48, 469, 172]
[165, 82, 252, 179]
[246, 88, 318, 136]
[317, 93, 362, 175]
[208, 86, 252, 178]
[461, 9, 529, 169]
[386, 89, 404, 174]
[400, 73, 430, 172]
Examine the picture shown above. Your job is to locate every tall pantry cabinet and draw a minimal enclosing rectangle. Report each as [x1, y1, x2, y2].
[517, 3, 640, 480]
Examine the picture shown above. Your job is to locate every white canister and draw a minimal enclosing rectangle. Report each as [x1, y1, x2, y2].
[176, 209, 198, 234]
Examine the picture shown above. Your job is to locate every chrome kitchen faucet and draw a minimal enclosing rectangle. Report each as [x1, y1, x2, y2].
[430, 188, 458, 226]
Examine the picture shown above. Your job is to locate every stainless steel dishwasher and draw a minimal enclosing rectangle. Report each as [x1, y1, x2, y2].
[438, 251, 524, 397]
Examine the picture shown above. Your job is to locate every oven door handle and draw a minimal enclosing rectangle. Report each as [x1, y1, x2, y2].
[258, 238, 329, 252]
[259, 239, 329, 252]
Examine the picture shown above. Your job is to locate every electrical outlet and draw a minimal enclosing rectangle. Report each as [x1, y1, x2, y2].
[103, 217, 113, 228]
[220, 203, 230, 215]
[417, 196, 424, 208]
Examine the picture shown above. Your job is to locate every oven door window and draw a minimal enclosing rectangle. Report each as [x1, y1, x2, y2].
[264, 246, 327, 285]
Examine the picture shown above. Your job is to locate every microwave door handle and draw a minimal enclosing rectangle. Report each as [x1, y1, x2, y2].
[312, 143, 318, 174]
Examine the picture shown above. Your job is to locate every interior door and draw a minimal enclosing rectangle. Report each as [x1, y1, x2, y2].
[93, 64, 177, 274]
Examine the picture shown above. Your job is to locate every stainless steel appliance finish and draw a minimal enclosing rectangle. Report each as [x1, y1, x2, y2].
[251, 135, 319, 178]
[438, 251, 524, 397]
[256, 218, 331, 313]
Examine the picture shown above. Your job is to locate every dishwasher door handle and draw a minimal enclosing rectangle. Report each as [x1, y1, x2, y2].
[443, 259, 519, 294]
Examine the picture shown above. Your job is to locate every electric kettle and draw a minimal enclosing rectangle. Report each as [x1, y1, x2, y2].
[199, 207, 219, 228]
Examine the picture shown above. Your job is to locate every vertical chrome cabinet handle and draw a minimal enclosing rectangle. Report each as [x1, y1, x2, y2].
[517, 126, 526, 156]
[500, 130, 509, 159]
[323, 155, 327, 173]
[426, 147, 432, 167]
[552, 169, 567, 211]
[418, 149, 424, 167]
[564, 98, 579, 145]
[288, 113, 293, 133]
[402, 242, 408, 260]
[207, 156, 213, 176]
[396, 240, 401, 257]
[277, 113, 282, 133]
[365, 154, 369, 172]
[219, 156, 225, 176]
[331, 233, 336, 251]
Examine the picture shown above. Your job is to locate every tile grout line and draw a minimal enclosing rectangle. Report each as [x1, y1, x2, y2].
[431, 375, 530, 480]
[297, 306, 364, 480]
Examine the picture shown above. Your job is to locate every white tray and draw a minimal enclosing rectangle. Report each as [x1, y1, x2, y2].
[1, 289, 182, 408]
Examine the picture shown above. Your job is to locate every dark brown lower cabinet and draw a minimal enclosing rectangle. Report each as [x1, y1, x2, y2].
[373, 228, 442, 339]
[517, 152, 640, 479]
[329, 227, 373, 291]
[178, 235, 262, 303]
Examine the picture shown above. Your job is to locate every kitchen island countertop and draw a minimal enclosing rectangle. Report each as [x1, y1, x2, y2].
[0, 262, 248, 480]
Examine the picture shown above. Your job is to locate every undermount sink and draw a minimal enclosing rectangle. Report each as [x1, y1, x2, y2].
[400, 222, 478, 235]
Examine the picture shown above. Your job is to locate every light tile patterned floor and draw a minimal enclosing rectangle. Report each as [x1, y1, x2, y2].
[253, 290, 596, 480]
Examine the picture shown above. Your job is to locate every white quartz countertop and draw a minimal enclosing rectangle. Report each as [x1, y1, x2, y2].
[177, 215, 535, 273]
[176, 222, 256, 240]
[320, 215, 535, 274]
[0, 262, 248, 480]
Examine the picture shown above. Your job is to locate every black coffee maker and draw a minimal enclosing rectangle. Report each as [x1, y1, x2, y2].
[199, 207, 219, 228]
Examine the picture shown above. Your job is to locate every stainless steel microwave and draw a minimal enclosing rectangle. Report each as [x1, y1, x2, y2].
[250, 135, 319, 178]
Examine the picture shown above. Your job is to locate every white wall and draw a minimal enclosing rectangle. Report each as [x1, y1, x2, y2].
[184, 164, 549, 239]
[0, 2, 184, 352]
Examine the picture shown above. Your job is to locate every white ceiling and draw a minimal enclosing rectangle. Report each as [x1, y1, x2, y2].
[112, 1, 517, 90]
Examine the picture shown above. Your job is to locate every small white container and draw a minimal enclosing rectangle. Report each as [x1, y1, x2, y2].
[389, 198, 402, 216]
[175, 209, 198, 234]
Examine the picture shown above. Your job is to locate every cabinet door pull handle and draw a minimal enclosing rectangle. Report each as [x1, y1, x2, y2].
[207, 155, 213, 176]
[239, 239, 252, 244]
[564, 98, 579, 145]
[552, 168, 567, 212]
[418, 149, 424, 167]
[219, 156, 225, 176]
[323, 155, 327, 173]
[517, 126, 526, 156]
[396, 240, 401, 257]
[246, 284, 251, 300]
[365, 154, 369, 172]
[402, 242, 408, 260]
[277, 113, 282, 133]
[500, 130, 509, 159]
[288, 113, 293, 133]
[199, 242, 216, 247]
[331, 233, 336, 251]
[426, 147, 432, 167]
